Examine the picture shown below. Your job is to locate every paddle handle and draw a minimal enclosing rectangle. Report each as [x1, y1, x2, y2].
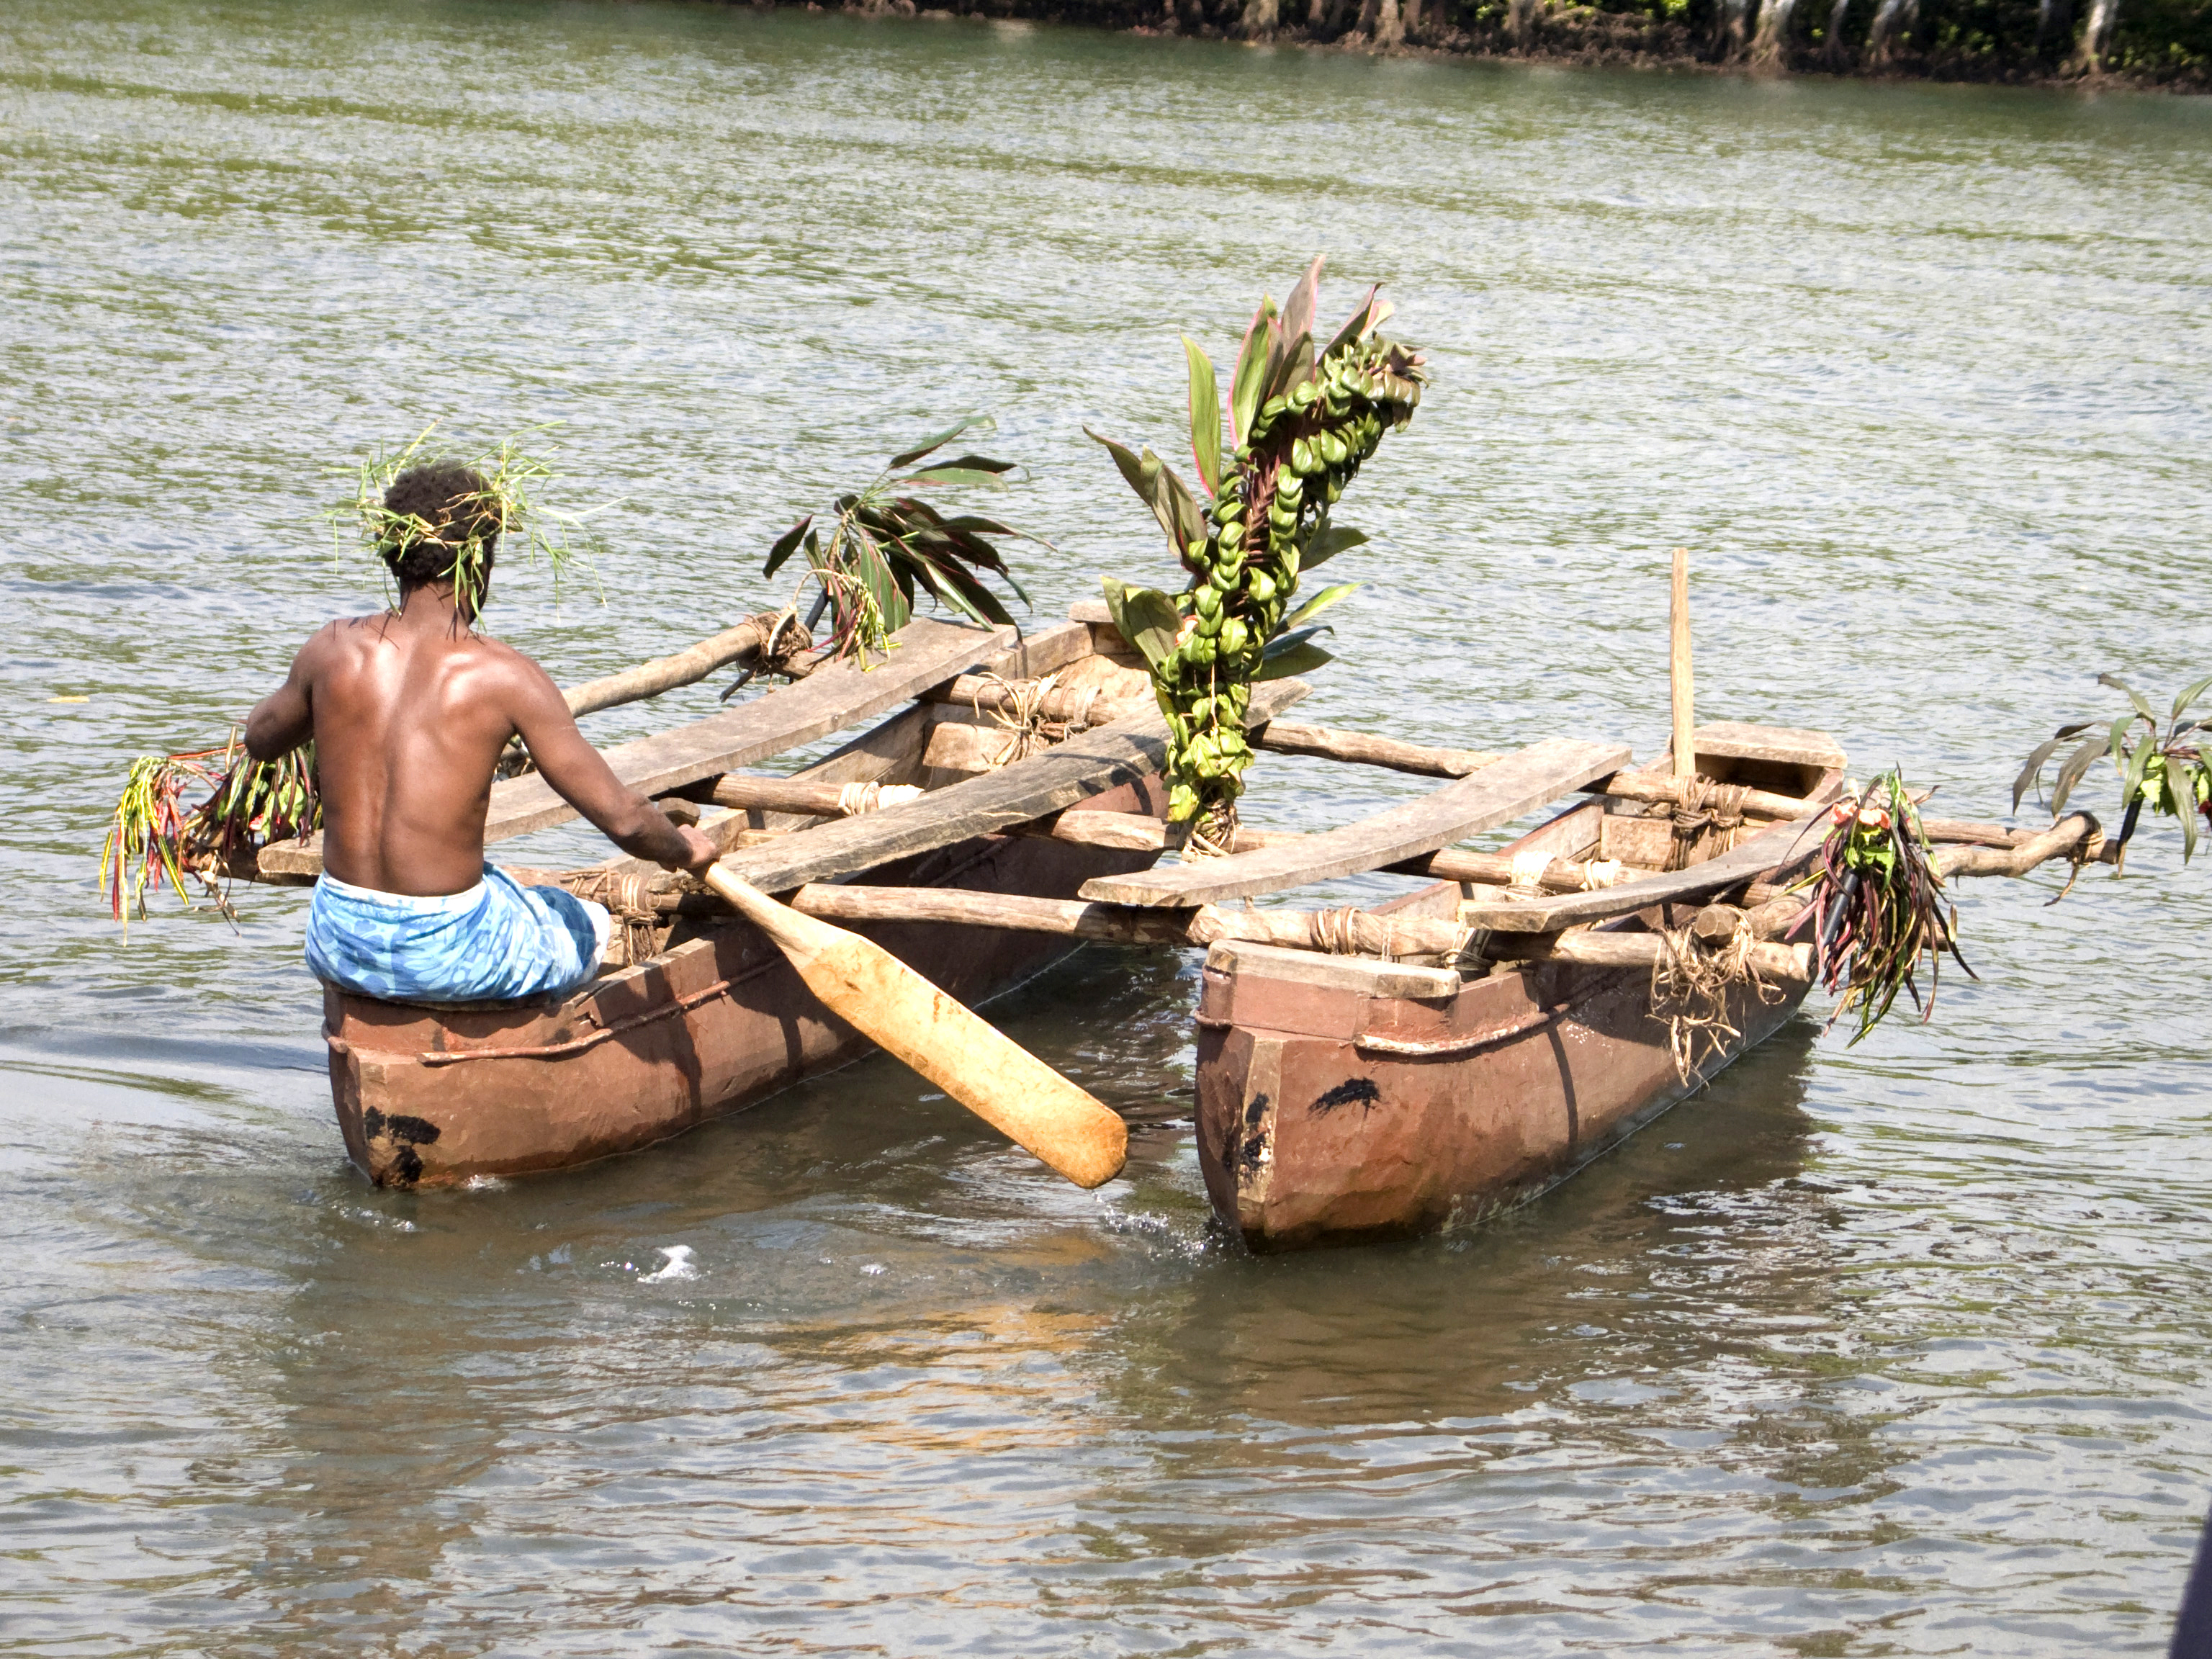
[700, 865, 1129, 1190]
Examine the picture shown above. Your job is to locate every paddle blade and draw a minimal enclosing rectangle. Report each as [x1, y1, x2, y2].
[704, 869, 1128, 1187]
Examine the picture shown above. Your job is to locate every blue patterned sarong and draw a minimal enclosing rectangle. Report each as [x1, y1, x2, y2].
[306, 863, 611, 1004]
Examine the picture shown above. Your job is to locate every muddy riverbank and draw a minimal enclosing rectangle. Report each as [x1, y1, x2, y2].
[799, 0, 2210, 90]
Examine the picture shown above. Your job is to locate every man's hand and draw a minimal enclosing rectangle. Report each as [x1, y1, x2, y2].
[667, 824, 719, 877]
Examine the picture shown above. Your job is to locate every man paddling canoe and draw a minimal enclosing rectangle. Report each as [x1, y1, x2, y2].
[243, 461, 716, 1003]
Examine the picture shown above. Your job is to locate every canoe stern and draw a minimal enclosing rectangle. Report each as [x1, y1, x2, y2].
[1196, 941, 1809, 1251]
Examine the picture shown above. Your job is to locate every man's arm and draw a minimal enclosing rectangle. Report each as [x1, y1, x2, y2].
[505, 655, 717, 874]
[244, 631, 320, 762]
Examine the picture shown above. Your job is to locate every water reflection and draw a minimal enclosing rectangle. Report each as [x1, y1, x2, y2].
[184, 1010, 1828, 1647]
[1101, 1025, 1827, 1429]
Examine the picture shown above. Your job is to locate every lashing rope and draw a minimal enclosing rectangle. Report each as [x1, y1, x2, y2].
[835, 781, 924, 817]
[1668, 778, 1752, 869]
[560, 870, 664, 968]
[1647, 912, 1783, 1084]
[965, 673, 1106, 771]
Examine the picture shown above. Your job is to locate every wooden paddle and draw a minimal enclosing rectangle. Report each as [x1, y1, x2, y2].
[698, 864, 1129, 1189]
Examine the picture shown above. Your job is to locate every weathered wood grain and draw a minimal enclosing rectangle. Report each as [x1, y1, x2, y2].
[1600, 772, 1809, 819]
[486, 618, 1012, 842]
[1040, 804, 1635, 893]
[1076, 737, 1634, 909]
[1455, 812, 1825, 932]
[774, 881, 1812, 980]
[719, 679, 1312, 894]
[1689, 721, 1848, 770]
[1249, 720, 1503, 778]
[563, 614, 797, 719]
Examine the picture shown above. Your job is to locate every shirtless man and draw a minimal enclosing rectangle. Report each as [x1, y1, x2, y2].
[243, 461, 716, 1003]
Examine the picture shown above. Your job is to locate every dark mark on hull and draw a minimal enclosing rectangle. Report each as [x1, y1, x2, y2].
[361, 1107, 443, 1189]
[1238, 1094, 1271, 1174]
[362, 1107, 442, 1146]
[1310, 1077, 1382, 1117]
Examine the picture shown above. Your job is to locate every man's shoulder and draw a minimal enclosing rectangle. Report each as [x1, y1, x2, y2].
[302, 613, 387, 657]
[464, 631, 552, 674]
[455, 631, 561, 698]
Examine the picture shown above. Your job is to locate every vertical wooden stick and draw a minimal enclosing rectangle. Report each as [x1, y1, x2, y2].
[1670, 545, 1696, 780]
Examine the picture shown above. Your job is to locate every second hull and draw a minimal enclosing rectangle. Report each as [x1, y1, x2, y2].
[1195, 943, 1808, 1251]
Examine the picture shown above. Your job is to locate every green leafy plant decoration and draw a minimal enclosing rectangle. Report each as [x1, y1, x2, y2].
[99, 734, 320, 930]
[2013, 672, 2212, 868]
[1802, 769, 1974, 1044]
[1089, 258, 1424, 850]
[761, 417, 1038, 666]
[328, 422, 606, 618]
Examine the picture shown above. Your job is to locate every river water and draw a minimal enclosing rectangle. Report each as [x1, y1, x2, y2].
[6, 2, 2212, 1651]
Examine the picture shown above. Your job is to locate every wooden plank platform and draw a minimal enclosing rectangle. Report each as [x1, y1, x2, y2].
[1690, 721, 1847, 770]
[259, 617, 1012, 879]
[1455, 811, 1824, 932]
[1074, 737, 1634, 910]
[719, 678, 1313, 894]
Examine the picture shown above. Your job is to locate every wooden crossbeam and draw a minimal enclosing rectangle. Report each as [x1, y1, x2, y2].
[716, 678, 1313, 895]
[1455, 813, 1826, 932]
[1036, 808, 1626, 893]
[1074, 737, 1635, 910]
[765, 883, 1814, 981]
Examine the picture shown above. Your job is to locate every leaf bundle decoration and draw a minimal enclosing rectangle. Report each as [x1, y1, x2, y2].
[328, 423, 602, 618]
[99, 737, 320, 930]
[760, 418, 1037, 666]
[1803, 770, 1974, 1044]
[1091, 257, 1424, 850]
[2013, 671, 2212, 868]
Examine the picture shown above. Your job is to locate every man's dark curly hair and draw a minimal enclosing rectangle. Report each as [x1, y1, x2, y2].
[380, 462, 503, 588]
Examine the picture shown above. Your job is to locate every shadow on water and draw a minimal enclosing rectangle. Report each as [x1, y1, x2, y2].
[34, 940, 2179, 1645]
[1089, 1020, 1833, 1434]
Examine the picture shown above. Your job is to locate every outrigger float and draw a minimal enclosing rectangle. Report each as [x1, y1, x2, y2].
[235, 599, 2111, 1249]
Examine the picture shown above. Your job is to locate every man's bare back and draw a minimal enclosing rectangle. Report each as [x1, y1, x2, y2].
[244, 583, 713, 894]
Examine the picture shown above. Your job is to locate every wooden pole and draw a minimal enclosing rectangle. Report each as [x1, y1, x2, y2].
[1031, 809, 1640, 894]
[697, 864, 1129, 1190]
[912, 691, 1511, 781]
[1736, 811, 2113, 907]
[673, 773, 922, 819]
[1248, 720, 1503, 779]
[1671, 546, 1696, 780]
[922, 676, 1120, 727]
[1599, 773, 1807, 820]
[561, 613, 811, 719]
[773, 881, 1815, 980]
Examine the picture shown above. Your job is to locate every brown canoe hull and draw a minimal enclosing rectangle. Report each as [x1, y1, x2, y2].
[325, 778, 1163, 1189]
[1194, 728, 1845, 1251]
[1194, 946, 1809, 1251]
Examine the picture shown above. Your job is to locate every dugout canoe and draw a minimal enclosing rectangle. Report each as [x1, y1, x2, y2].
[1191, 721, 1849, 1251]
[321, 781, 1163, 1189]
[296, 613, 1310, 1190]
